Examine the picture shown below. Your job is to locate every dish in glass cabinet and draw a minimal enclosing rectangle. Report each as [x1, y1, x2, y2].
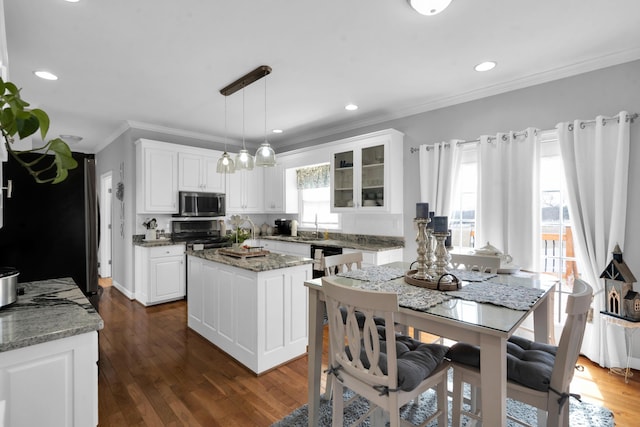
[363, 200, 377, 206]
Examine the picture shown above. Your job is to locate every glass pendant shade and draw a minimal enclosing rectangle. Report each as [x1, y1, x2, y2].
[235, 149, 254, 170]
[408, 0, 452, 16]
[216, 151, 235, 173]
[255, 141, 276, 167]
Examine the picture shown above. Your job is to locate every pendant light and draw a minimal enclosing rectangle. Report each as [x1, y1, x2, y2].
[407, 0, 452, 16]
[235, 88, 254, 171]
[255, 74, 277, 167]
[216, 96, 236, 173]
[219, 65, 271, 171]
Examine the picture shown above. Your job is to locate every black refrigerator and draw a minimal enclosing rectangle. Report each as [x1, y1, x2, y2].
[0, 152, 101, 309]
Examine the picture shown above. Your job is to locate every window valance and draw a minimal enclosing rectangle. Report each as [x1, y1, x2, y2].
[296, 164, 330, 189]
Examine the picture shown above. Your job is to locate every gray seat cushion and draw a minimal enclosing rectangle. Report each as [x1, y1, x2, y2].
[446, 335, 557, 392]
[349, 326, 449, 392]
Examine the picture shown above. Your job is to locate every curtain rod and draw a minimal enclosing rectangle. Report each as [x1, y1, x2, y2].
[409, 112, 638, 153]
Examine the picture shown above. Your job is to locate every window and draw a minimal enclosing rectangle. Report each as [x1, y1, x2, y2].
[450, 147, 477, 248]
[538, 131, 577, 325]
[296, 164, 340, 230]
[448, 130, 578, 327]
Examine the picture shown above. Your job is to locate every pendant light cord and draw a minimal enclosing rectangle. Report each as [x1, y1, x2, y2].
[224, 96, 228, 151]
[242, 88, 246, 150]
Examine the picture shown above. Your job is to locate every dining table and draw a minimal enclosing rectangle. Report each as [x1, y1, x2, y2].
[305, 261, 558, 427]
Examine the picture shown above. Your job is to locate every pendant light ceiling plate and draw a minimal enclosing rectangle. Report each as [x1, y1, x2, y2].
[220, 65, 272, 96]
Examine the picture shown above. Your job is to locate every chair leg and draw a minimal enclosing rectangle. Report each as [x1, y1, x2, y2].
[332, 377, 344, 427]
[437, 373, 448, 426]
[452, 369, 464, 426]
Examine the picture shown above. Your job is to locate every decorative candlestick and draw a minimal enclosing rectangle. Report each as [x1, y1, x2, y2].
[425, 227, 436, 278]
[412, 217, 431, 280]
[433, 231, 451, 281]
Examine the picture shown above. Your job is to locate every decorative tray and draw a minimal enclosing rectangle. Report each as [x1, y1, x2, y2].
[218, 247, 270, 259]
[404, 270, 461, 291]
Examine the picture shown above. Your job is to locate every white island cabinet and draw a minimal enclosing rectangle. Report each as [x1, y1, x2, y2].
[187, 251, 312, 374]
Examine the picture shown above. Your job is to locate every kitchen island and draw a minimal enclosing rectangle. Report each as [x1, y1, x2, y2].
[0, 277, 104, 426]
[187, 249, 313, 374]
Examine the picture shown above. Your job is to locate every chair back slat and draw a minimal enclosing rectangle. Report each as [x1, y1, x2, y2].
[324, 252, 363, 276]
[322, 277, 398, 389]
[449, 253, 500, 274]
[549, 278, 593, 392]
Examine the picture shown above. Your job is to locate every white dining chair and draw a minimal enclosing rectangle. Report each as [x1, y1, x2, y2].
[323, 252, 363, 276]
[322, 276, 450, 427]
[447, 278, 593, 427]
[449, 252, 500, 274]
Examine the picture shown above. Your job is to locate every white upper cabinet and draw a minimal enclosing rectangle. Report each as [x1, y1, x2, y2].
[178, 149, 225, 193]
[226, 167, 264, 213]
[136, 139, 179, 214]
[263, 163, 285, 213]
[330, 129, 403, 213]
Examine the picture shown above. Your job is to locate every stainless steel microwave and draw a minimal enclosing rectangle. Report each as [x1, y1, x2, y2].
[178, 191, 225, 217]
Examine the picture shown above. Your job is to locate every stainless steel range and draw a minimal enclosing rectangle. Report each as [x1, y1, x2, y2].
[171, 219, 231, 250]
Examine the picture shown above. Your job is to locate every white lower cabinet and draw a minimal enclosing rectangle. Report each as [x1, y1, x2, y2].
[187, 255, 310, 374]
[135, 244, 186, 306]
[343, 247, 403, 268]
[0, 332, 99, 427]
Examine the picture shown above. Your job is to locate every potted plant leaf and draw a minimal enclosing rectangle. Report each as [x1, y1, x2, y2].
[0, 77, 77, 184]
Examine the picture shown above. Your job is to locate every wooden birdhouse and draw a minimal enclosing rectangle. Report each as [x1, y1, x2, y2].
[600, 244, 637, 318]
[623, 291, 640, 321]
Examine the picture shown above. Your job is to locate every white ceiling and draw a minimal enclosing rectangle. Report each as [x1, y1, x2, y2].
[4, 0, 640, 153]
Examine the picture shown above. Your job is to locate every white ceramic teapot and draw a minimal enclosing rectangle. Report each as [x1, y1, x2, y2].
[474, 241, 513, 264]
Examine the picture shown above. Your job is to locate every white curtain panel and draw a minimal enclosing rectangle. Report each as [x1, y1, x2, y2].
[558, 111, 631, 366]
[476, 128, 540, 271]
[418, 141, 461, 215]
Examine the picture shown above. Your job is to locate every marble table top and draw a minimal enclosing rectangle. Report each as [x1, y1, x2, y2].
[0, 277, 104, 353]
[187, 249, 313, 272]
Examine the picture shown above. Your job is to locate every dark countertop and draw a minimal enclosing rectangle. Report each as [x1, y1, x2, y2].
[187, 249, 313, 272]
[0, 277, 104, 353]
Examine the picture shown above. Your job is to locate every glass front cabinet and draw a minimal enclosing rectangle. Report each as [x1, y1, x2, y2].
[330, 129, 403, 213]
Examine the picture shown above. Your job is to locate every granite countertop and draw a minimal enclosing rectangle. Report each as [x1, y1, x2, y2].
[134, 238, 184, 248]
[187, 249, 313, 272]
[260, 235, 405, 251]
[0, 278, 104, 353]
[132, 233, 404, 252]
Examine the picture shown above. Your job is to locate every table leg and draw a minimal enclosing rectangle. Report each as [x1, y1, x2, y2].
[534, 284, 555, 344]
[480, 334, 507, 426]
[624, 328, 636, 383]
[307, 288, 324, 427]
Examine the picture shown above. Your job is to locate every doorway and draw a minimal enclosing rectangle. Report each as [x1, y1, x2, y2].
[100, 171, 113, 278]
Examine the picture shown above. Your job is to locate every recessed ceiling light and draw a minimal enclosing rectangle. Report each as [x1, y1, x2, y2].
[345, 104, 358, 111]
[34, 70, 58, 80]
[60, 134, 83, 143]
[272, 129, 283, 134]
[65, 0, 80, 3]
[408, 0, 453, 16]
[474, 61, 497, 72]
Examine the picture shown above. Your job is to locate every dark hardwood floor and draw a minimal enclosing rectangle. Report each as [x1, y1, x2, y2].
[96, 281, 640, 426]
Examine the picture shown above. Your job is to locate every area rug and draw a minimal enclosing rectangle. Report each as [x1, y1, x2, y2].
[271, 388, 614, 426]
